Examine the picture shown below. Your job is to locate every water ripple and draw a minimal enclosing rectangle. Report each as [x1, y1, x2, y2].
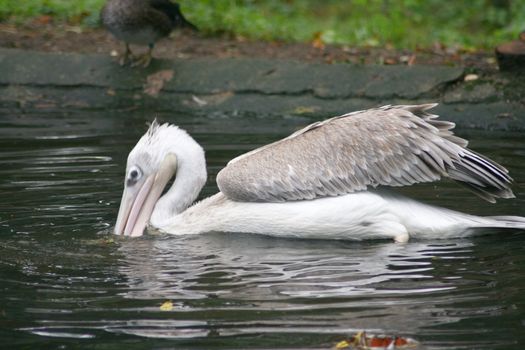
[1, 113, 525, 349]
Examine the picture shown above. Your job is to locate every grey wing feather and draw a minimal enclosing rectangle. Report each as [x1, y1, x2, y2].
[216, 104, 514, 203]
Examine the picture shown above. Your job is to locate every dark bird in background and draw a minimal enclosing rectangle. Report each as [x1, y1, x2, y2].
[101, 0, 197, 67]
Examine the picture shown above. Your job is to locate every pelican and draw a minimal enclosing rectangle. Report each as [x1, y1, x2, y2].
[114, 104, 525, 242]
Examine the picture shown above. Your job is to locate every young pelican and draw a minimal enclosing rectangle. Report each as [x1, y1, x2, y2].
[114, 104, 525, 242]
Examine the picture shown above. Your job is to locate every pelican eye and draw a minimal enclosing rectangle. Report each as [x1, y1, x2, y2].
[127, 166, 142, 186]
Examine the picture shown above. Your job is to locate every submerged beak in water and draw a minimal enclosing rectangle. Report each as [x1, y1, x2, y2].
[114, 154, 177, 237]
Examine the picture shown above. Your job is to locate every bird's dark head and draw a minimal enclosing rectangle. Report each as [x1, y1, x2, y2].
[150, 0, 198, 31]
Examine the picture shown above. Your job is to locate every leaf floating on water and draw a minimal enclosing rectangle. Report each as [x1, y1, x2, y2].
[335, 340, 350, 349]
[159, 301, 173, 311]
[292, 106, 320, 115]
[333, 331, 418, 349]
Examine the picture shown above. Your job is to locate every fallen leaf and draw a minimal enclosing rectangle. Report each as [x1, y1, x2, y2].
[408, 54, 416, 66]
[192, 95, 208, 106]
[65, 25, 83, 34]
[235, 34, 247, 42]
[68, 12, 89, 26]
[369, 337, 392, 347]
[384, 57, 397, 65]
[394, 337, 409, 346]
[336, 331, 418, 349]
[292, 106, 319, 114]
[32, 15, 53, 25]
[311, 31, 325, 50]
[159, 301, 173, 311]
[186, 91, 234, 107]
[464, 73, 479, 82]
[144, 69, 174, 97]
[335, 340, 350, 349]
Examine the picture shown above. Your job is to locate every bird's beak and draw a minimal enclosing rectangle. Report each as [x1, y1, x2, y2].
[114, 154, 177, 237]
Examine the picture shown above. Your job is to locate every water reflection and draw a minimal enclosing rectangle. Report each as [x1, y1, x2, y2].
[112, 234, 481, 337]
[119, 235, 463, 298]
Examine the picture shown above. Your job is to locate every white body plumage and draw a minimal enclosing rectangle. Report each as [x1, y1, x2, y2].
[158, 191, 522, 242]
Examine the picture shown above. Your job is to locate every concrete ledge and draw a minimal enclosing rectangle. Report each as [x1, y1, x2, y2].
[1, 48, 524, 130]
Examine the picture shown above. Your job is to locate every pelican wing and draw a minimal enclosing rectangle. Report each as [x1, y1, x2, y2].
[216, 104, 514, 203]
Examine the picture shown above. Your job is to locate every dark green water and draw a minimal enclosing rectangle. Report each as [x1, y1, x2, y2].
[1, 109, 525, 349]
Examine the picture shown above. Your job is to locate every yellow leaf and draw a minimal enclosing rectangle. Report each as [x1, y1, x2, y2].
[292, 106, 319, 114]
[312, 34, 325, 50]
[159, 301, 173, 311]
[334, 340, 350, 349]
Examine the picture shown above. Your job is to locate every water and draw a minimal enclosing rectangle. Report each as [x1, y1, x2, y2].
[1, 109, 525, 349]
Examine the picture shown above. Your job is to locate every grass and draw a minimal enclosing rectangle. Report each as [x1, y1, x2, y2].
[1, 0, 524, 49]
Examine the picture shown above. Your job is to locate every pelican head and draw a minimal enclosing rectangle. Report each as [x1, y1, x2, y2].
[114, 120, 206, 237]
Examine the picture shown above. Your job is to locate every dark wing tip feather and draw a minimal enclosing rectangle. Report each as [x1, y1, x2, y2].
[448, 149, 514, 203]
[381, 104, 513, 203]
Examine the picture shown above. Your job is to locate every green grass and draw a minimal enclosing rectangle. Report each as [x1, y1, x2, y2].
[1, 0, 524, 49]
